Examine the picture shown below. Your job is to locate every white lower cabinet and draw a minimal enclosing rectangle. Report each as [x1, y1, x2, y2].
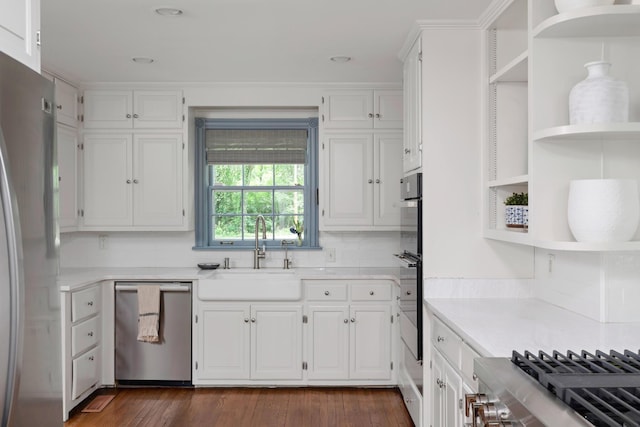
[62, 283, 103, 421]
[429, 313, 481, 427]
[194, 303, 302, 382]
[306, 280, 393, 382]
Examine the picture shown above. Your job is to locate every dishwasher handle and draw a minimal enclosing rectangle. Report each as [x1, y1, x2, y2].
[115, 284, 191, 292]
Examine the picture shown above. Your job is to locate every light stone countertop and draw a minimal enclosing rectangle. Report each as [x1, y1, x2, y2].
[57, 267, 402, 292]
[426, 298, 640, 358]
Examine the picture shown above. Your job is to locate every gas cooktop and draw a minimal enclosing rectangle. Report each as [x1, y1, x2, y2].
[512, 350, 640, 427]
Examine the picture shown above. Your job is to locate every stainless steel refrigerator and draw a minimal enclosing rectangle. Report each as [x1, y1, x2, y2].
[0, 51, 62, 426]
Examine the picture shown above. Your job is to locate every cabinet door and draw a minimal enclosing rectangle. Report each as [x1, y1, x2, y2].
[0, 0, 39, 71]
[349, 304, 391, 380]
[374, 90, 403, 129]
[82, 134, 133, 226]
[442, 355, 464, 427]
[373, 133, 402, 226]
[251, 305, 302, 380]
[132, 134, 183, 226]
[58, 125, 79, 231]
[403, 38, 422, 173]
[197, 304, 250, 380]
[132, 91, 183, 129]
[307, 305, 349, 380]
[83, 90, 133, 129]
[323, 91, 374, 129]
[431, 350, 445, 427]
[55, 79, 78, 128]
[321, 133, 374, 228]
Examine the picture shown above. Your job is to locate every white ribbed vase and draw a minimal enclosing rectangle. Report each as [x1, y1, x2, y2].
[569, 61, 629, 125]
[554, 0, 614, 14]
[567, 179, 640, 242]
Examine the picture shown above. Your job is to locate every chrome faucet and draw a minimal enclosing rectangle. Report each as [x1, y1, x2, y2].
[254, 215, 267, 269]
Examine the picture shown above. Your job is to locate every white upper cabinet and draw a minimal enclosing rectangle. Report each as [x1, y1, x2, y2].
[55, 78, 78, 128]
[320, 132, 402, 230]
[322, 90, 403, 129]
[0, 0, 40, 71]
[402, 37, 422, 173]
[83, 90, 183, 129]
[57, 125, 79, 231]
[81, 133, 184, 229]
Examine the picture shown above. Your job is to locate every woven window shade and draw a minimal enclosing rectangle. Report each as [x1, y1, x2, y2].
[206, 129, 308, 164]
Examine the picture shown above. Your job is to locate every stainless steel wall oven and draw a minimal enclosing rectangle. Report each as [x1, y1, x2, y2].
[396, 172, 423, 364]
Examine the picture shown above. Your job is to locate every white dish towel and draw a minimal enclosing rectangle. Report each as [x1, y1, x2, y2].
[137, 285, 161, 343]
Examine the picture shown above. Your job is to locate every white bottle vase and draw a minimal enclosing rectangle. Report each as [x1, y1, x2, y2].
[567, 179, 640, 242]
[569, 61, 629, 125]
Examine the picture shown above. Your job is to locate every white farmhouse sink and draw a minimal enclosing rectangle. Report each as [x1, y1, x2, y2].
[197, 269, 301, 301]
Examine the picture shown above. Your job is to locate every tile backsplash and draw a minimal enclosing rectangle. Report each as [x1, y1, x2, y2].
[59, 231, 402, 270]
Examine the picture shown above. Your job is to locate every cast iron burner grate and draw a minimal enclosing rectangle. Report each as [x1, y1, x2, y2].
[512, 350, 640, 427]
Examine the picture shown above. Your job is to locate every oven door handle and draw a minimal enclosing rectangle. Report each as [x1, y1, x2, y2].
[394, 253, 418, 268]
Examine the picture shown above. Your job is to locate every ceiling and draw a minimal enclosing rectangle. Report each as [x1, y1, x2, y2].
[41, 0, 493, 85]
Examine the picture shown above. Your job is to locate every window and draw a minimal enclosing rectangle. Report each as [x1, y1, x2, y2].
[194, 118, 319, 249]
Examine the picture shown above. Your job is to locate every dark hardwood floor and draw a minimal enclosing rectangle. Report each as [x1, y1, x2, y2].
[65, 387, 414, 426]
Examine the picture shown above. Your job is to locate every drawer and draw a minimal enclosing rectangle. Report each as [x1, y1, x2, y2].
[432, 316, 462, 367]
[398, 283, 417, 301]
[461, 341, 480, 389]
[350, 282, 391, 301]
[71, 316, 100, 357]
[71, 286, 100, 322]
[305, 281, 348, 301]
[72, 346, 100, 400]
[398, 369, 422, 427]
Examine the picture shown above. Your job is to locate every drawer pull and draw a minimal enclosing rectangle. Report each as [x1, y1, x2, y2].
[87, 331, 94, 337]
[369, 291, 374, 296]
[437, 336, 445, 343]
[324, 290, 330, 296]
[87, 301, 94, 307]
[406, 291, 412, 296]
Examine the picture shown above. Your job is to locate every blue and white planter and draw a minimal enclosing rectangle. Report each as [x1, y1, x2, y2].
[505, 206, 528, 229]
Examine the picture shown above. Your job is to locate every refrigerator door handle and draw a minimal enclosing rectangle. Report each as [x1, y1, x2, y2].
[0, 124, 24, 426]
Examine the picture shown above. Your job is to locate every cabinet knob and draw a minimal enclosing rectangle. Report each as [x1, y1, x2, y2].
[126, 114, 132, 118]
[251, 318, 256, 323]
[57, 104, 63, 110]
[375, 113, 381, 118]
[87, 301, 94, 306]
[406, 291, 412, 295]
[404, 148, 411, 154]
[368, 179, 373, 184]
[244, 318, 249, 323]
[126, 179, 132, 184]
[375, 179, 380, 184]
[350, 318, 355, 323]
[133, 113, 139, 118]
[437, 335, 445, 342]
[344, 318, 349, 324]
[88, 331, 94, 337]
[324, 290, 330, 296]
[133, 179, 139, 184]
[368, 113, 374, 118]
[369, 291, 375, 296]
[88, 356, 94, 361]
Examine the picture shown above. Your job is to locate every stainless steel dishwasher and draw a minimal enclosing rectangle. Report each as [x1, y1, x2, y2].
[115, 281, 192, 385]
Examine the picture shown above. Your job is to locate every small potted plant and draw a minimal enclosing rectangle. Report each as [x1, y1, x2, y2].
[504, 192, 528, 229]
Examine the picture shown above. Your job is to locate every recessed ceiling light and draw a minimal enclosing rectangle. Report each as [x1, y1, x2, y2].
[132, 57, 155, 64]
[155, 7, 183, 16]
[330, 56, 352, 63]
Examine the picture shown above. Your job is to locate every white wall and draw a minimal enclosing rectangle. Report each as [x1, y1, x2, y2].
[59, 231, 401, 269]
[419, 26, 534, 279]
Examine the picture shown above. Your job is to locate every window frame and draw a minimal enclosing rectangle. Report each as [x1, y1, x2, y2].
[194, 117, 319, 250]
